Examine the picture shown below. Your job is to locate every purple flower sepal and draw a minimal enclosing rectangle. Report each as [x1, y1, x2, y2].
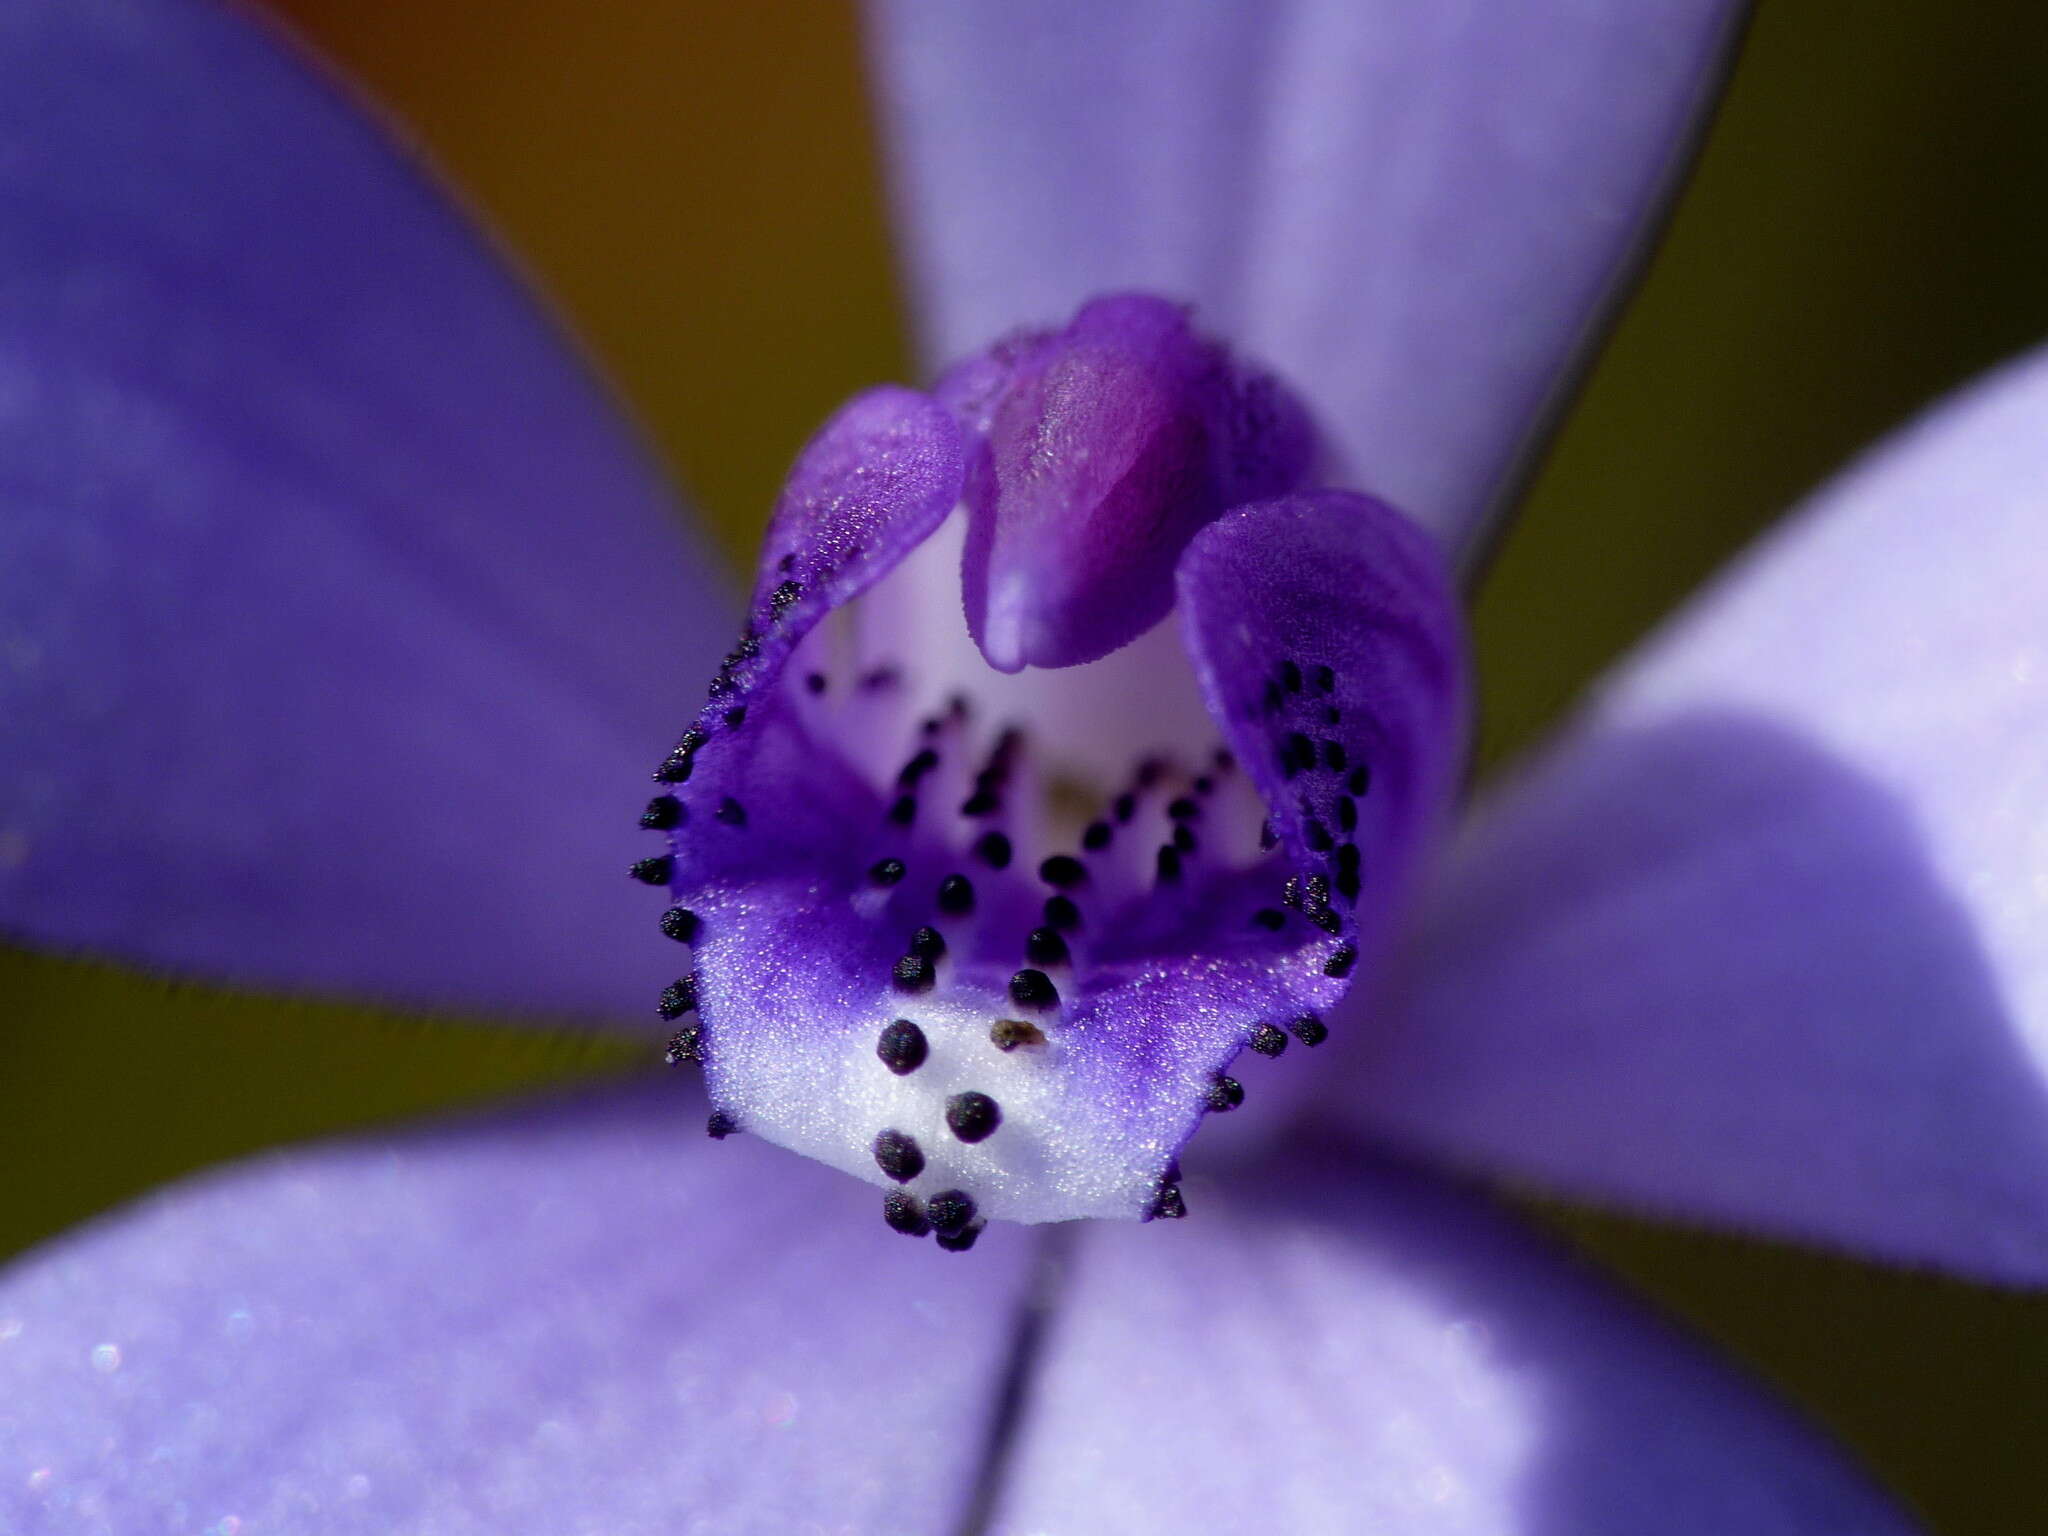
[643, 295, 1465, 1237]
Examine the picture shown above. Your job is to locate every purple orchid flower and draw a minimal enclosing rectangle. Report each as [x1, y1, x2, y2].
[3, 0, 2043, 1530]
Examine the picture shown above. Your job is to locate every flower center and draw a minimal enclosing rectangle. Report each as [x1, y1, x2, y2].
[632, 294, 1467, 1248]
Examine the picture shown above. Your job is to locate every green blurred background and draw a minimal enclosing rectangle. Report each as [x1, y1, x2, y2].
[6, 2, 2048, 1529]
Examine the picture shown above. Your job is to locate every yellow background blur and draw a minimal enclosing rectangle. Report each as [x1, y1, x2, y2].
[6, 3, 2048, 1531]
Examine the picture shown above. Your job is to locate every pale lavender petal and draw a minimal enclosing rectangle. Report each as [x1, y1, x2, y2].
[0, 1083, 1032, 1533]
[990, 1150, 1917, 1535]
[0, 0, 731, 1020]
[1347, 345, 2048, 1283]
[867, 0, 1745, 563]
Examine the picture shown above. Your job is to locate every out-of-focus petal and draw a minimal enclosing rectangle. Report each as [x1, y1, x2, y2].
[866, 0, 1745, 564]
[990, 1149, 1916, 1535]
[0, 1082, 1033, 1534]
[1348, 345, 2048, 1284]
[0, 0, 732, 1021]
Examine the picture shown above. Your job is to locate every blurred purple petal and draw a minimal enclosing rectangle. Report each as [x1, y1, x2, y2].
[867, 0, 1744, 562]
[1349, 345, 2048, 1283]
[0, 1083, 1032, 1533]
[0, 0, 734, 1021]
[991, 1150, 1916, 1535]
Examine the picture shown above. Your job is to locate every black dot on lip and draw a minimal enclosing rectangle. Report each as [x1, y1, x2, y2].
[1336, 796, 1358, 833]
[873, 1128, 926, 1182]
[1081, 820, 1113, 852]
[1250, 1023, 1289, 1057]
[908, 925, 947, 961]
[935, 1222, 985, 1253]
[1172, 824, 1198, 855]
[804, 671, 828, 695]
[1290, 1013, 1329, 1047]
[926, 1189, 977, 1236]
[659, 906, 700, 944]
[1155, 845, 1183, 884]
[1324, 943, 1359, 979]
[1024, 926, 1070, 967]
[768, 578, 803, 618]
[1251, 907, 1286, 931]
[990, 1018, 1046, 1052]
[1166, 796, 1200, 822]
[974, 831, 1013, 870]
[1279, 659, 1304, 693]
[723, 706, 748, 730]
[892, 954, 936, 994]
[715, 796, 747, 827]
[663, 1026, 702, 1066]
[630, 855, 674, 886]
[960, 789, 1001, 817]
[887, 794, 918, 827]
[1038, 854, 1088, 889]
[705, 1110, 739, 1139]
[1148, 1183, 1188, 1221]
[946, 1091, 1002, 1143]
[1112, 792, 1137, 824]
[876, 1018, 928, 1075]
[1304, 819, 1334, 853]
[936, 873, 976, 916]
[1311, 663, 1336, 694]
[1281, 731, 1315, 778]
[657, 974, 699, 1020]
[1206, 1075, 1245, 1112]
[1008, 968, 1058, 1010]
[1309, 906, 1344, 937]
[1321, 739, 1346, 772]
[869, 857, 908, 888]
[1348, 765, 1372, 796]
[1043, 895, 1081, 931]
[882, 1189, 930, 1237]
[1259, 819, 1278, 852]
[653, 751, 695, 784]
[639, 795, 684, 831]
[897, 747, 940, 788]
[1336, 866, 1363, 904]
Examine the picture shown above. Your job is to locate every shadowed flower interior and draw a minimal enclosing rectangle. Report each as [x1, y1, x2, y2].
[637, 294, 1466, 1242]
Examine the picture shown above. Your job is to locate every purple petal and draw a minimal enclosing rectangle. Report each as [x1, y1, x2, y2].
[0, 1083, 1032, 1533]
[1178, 491, 1467, 961]
[867, 0, 1745, 563]
[1346, 345, 2048, 1283]
[990, 1151, 1917, 1535]
[0, 0, 730, 1020]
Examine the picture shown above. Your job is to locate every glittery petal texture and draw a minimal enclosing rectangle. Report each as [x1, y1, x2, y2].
[868, 0, 1744, 562]
[990, 1151, 1920, 1535]
[1177, 490, 1467, 982]
[1351, 343, 2048, 1285]
[0, 0, 732, 1021]
[0, 1084, 1032, 1534]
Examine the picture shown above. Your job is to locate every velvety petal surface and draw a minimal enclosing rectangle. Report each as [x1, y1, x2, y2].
[867, 0, 1745, 564]
[0, 0, 731, 1020]
[991, 1148, 1916, 1535]
[0, 1082, 1033, 1535]
[1349, 345, 2048, 1283]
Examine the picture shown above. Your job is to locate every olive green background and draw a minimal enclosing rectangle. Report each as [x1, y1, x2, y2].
[6, 3, 2047, 1530]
